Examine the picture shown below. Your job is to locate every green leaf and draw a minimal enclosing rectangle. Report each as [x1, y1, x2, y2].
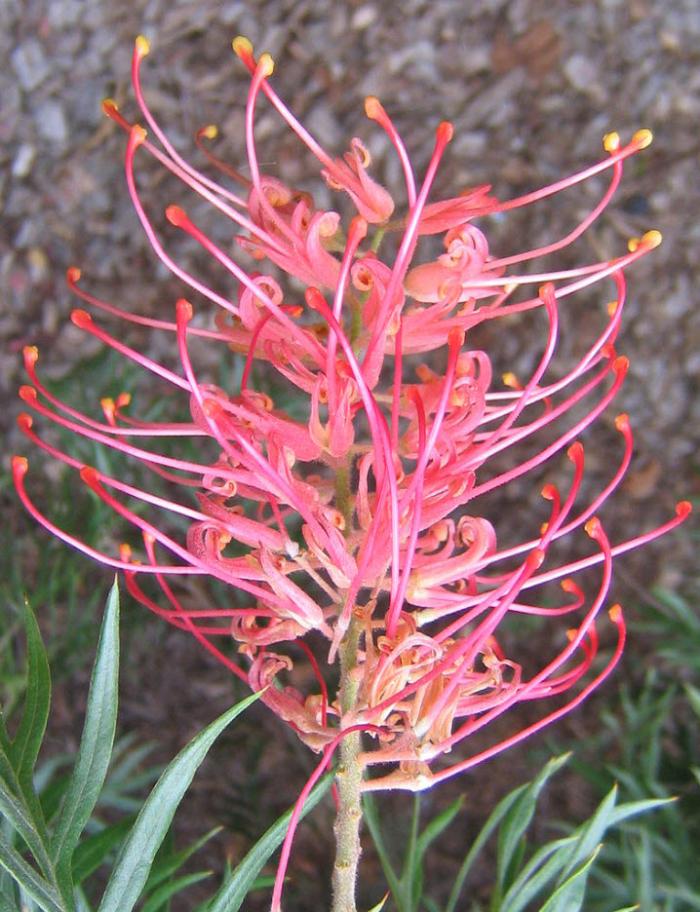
[496, 753, 570, 894]
[0, 830, 65, 912]
[9, 600, 51, 791]
[539, 846, 601, 912]
[0, 784, 56, 883]
[52, 582, 120, 886]
[684, 683, 700, 718]
[98, 691, 260, 912]
[145, 827, 221, 892]
[415, 796, 463, 864]
[206, 772, 333, 912]
[444, 781, 531, 912]
[363, 795, 402, 902]
[71, 818, 134, 884]
[141, 871, 212, 912]
[366, 893, 389, 912]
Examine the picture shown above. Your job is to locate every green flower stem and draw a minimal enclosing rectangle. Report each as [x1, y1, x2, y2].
[332, 616, 363, 912]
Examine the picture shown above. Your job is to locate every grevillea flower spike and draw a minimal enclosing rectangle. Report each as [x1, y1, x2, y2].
[14, 34, 690, 912]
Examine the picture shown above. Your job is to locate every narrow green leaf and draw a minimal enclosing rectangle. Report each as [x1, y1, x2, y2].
[0, 785, 56, 883]
[141, 870, 212, 912]
[145, 827, 221, 893]
[499, 835, 577, 912]
[538, 846, 601, 912]
[9, 600, 51, 789]
[52, 582, 120, 880]
[363, 795, 402, 902]
[0, 830, 65, 912]
[71, 818, 134, 884]
[444, 782, 530, 912]
[206, 772, 332, 912]
[496, 753, 570, 893]
[98, 691, 260, 912]
[554, 785, 617, 885]
[684, 683, 700, 718]
[415, 797, 463, 864]
[400, 794, 420, 912]
[366, 893, 389, 912]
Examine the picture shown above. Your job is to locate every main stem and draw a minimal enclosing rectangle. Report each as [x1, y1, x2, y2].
[331, 616, 363, 912]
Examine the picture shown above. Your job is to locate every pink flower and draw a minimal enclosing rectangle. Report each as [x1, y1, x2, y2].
[15, 34, 689, 805]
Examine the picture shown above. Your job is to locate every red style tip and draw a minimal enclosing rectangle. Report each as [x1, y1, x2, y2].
[567, 441, 584, 461]
[676, 500, 692, 518]
[23, 345, 39, 367]
[130, 124, 147, 147]
[71, 309, 93, 329]
[584, 517, 601, 538]
[614, 413, 630, 431]
[66, 266, 81, 283]
[561, 578, 578, 593]
[305, 287, 326, 311]
[613, 355, 629, 375]
[176, 298, 194, 322]
[166, 205, 187, 227]
[364, 96, 384, 120]
[79, 466, 100, 485]
[541, 483, 556, 500]
[608, 603, 623, 623]
[437, 121, 454, 143]
[119, 543, 132, 562]
[19, 386, 37, 403]
[12, 455, 28, 478]
[17, 413, 33, 431]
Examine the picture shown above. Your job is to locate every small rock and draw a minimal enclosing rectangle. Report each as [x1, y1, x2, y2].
[35, 99, 69, 146]
[351, 5, 378, 31]
[11, 144, 36, 179]
[11, 39, 51, 92]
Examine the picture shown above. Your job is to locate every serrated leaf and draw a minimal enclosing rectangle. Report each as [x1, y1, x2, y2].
[496, 753, 570, 893]
[140, 870, 212, 912]
[71, 818, 134, 884]
[206, 772, 332, 912]
[0, 830, 65, 912]
[538, 846, 601, 912]
[9, 600, 51, 790]
[98, 691, 260, 912]
[51, 582, 120, 886]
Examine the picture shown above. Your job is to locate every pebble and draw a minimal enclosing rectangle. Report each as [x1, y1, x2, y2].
[11, 39, 51, 92]
[35, 98, 69, 146]
[11, 144, 36, 179]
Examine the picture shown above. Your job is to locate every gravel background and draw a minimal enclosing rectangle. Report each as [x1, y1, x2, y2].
[2, 0, 699, 908]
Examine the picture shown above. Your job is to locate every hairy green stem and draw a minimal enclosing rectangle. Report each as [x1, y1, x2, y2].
[332, 617, 363, 912]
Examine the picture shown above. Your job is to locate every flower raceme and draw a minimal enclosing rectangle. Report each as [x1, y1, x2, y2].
[14, 35, 689, 802]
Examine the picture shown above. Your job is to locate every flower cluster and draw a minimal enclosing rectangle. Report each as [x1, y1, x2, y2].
[15, 35, 689, 798]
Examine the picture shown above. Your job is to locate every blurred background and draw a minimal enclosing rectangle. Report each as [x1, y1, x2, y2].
[1, 0, 698, 909]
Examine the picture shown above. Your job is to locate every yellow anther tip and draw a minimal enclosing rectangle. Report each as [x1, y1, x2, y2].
[135, 34, 150, 57]
[202, 124, 218, 139]
[232, 35, 253, 56]
[627, 236, 640, 253]
[102, 97, 118, 112]
[364, 95, 383, 119]
[633, 128, 653, 149]
[606, 300, 618, 316]
[502, 371, 518, 388]
[603, 131, 620, 153]
[609, 604, 623, 622]
[259, 52, 275, 76]
[642, 229, 662, 248]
